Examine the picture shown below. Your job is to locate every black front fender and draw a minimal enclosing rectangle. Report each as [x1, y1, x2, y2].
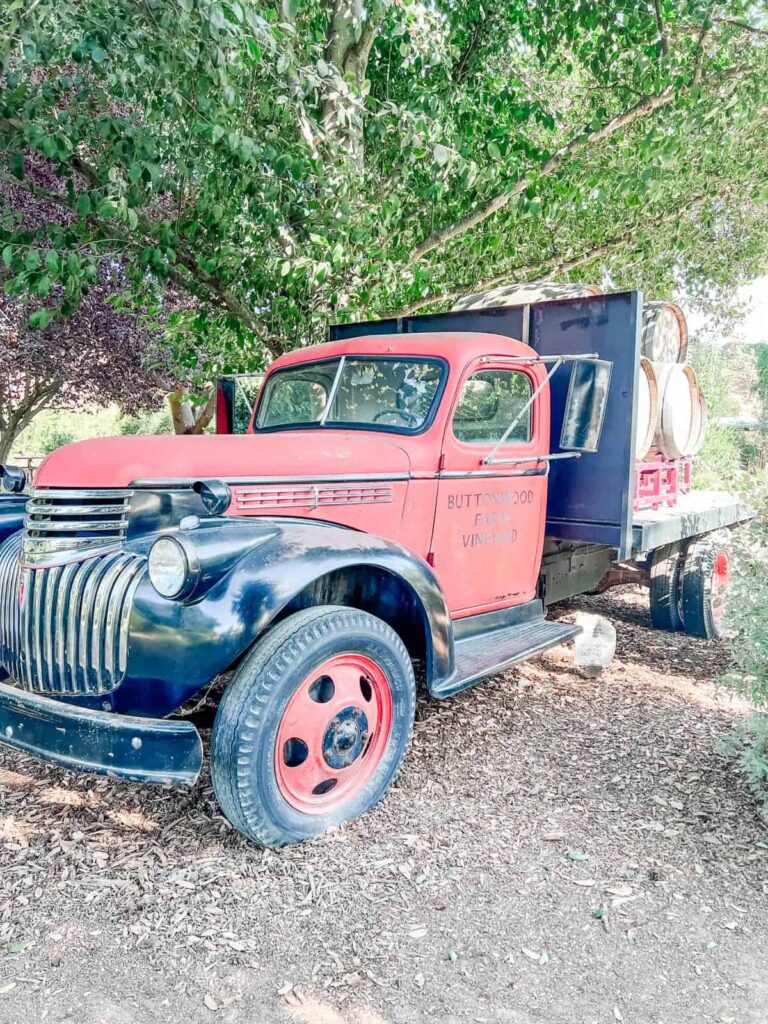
[117, 518, 453, 716]
[0, 495, 26, 547]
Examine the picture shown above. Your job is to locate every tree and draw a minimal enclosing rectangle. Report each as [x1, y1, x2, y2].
[2, 1, 768, 381]
[0, 280, 168, 461]
[0, 172, 168, 460]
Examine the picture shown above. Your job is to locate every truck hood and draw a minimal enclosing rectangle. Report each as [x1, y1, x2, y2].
[34, 432, 412, 489]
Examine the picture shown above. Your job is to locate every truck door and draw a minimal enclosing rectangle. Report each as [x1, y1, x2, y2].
[429, 358, 549, 616]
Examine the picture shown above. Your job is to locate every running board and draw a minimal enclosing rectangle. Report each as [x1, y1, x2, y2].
[431, 619, 581, 699]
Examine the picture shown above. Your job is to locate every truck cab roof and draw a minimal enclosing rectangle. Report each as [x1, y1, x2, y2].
[269, 331, 537, 371]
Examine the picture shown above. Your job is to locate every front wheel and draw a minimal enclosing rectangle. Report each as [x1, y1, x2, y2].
[211, 606, 416, 847]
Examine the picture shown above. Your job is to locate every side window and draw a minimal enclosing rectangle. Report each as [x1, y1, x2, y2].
[453, 369, 533, 445]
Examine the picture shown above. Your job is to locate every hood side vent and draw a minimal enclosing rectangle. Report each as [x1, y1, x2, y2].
[234, 483, 393, 512]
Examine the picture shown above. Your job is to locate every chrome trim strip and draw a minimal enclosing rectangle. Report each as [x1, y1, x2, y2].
[27, 488, 134, 499]
[25, 502, 129, 518]
[437, 468, 549, 479]
[25, 519, 128, 534]
[131, 473, 412, 486]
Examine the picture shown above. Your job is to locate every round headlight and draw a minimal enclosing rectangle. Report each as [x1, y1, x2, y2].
[148, 537, 190, 599]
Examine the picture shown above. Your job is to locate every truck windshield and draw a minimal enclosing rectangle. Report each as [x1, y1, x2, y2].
[254, 357, 444, 433]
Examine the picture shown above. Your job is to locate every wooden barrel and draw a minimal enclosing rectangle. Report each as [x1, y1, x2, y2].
[641, 302, 687, 362]
[454, 280, 602, 311]
[652, 361, 700, 459]
[688, 387, 708, 456]
[635, 357, 659, 460]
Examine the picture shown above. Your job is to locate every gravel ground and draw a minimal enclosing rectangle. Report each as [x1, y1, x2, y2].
[0, 587, 766, 1024]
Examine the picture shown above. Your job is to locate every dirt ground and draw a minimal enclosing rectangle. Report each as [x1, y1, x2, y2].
[0, 587, 766, 1024]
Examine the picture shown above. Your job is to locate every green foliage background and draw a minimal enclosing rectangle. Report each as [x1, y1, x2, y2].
[3, 0, 768, 380]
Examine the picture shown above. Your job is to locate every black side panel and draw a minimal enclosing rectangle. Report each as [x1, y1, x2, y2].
[331, 318, 401, 338]
[531, 292, 641, 559]
[330, 307, 526, 342]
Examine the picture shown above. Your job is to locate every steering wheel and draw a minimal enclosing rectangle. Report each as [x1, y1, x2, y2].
[373, 408, 419, 425]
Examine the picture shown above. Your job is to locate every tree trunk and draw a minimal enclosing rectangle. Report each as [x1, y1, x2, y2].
[0, 433, 15, 465]
[322, 1, 384, 167]
[0, 377, 62, 466]
[168, 386, 216, 435]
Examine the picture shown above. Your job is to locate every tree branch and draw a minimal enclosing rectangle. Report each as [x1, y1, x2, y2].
[453, 13, 491, 85]
[653, 0, 668, 55]
[393, 191, 714, 316]
[409, 87, 676, 262]
[714, 17, 768, 37]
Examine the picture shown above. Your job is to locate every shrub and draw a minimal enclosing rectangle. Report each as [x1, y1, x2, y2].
[720, 477, 768, 813]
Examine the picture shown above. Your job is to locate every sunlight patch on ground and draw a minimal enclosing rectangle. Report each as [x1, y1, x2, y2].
[282, 992, 391, 1024]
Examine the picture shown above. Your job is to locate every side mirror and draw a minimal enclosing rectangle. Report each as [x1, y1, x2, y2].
[0, 465, 28, 494]
[560, 359, 613, 453]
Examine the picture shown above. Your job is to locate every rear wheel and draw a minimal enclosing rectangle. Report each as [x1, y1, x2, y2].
[649, 542, 684, 631]
[211, 606, 416, 847]
[681, 535, 731, 639]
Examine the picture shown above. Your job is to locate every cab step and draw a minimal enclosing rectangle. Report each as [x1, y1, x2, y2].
[431, 618, 581, 699]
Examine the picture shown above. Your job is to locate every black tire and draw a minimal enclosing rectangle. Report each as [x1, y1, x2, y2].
[210, 605, 416, 848]
[649, 542, 684, 631]
[681, 534, 731, 639]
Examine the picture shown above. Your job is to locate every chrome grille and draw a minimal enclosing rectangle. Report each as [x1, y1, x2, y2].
[0, 532, 146, 696]
[23, 488, 133, 567]
[0, 533, 23, 681]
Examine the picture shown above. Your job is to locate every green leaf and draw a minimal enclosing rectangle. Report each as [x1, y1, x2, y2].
[76, 194, 92, 217]
[28, 308, 53, 329]
[25, 249, 40, 272]
[45, 250, 60, 273]
[487, 141, 502, 161]
[90, 45, 106, 63]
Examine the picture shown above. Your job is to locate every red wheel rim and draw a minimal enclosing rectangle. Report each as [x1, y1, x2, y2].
[275, 653, 393, 815]
[712, 549, 730, 623]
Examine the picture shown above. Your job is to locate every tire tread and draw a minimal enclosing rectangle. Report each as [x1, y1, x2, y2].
[211, 606, 415, 847]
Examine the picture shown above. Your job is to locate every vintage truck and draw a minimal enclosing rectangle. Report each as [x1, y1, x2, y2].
[0, 291, 746, 847]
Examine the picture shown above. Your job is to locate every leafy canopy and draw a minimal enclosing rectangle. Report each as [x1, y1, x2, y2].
[2, 0, 768, 378]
